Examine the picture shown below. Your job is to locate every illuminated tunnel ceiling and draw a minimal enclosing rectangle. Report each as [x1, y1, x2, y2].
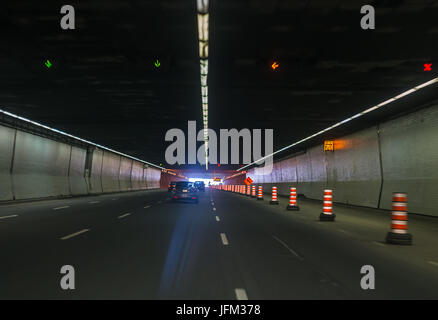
[0, 0, 437, 170]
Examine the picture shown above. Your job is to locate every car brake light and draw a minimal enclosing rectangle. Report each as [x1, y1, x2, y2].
[174, 196, 178, 199]
[192, 197, 196, 199]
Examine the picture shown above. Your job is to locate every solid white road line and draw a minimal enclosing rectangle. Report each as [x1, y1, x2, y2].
[53, 206, 70, 210]
[220, 233, 229, 245]
[428, 261, 438, 267]
[234, 288, 248, 300]
[60, 229, 90, 240]
[144, 205, 151, 209]
[0, 215, 18, 220]
[215, 216, 220, 222]
[89, 201, 99, 204]
[118, 213, 131, 219]
[272, 235, 303, 261]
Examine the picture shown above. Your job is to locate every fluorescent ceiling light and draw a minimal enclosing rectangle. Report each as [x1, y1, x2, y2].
[0, 107, 164, 170]
[197, 0, 209, 13]
[202, 96, 208, 104]
[199, 41, 209, 59]
[202, 86, 208, 97]
[197, 13, 209, 41]
[200, 59, 208, 75]
[201, 74, 207, 86]
[238, 77, 438, 171]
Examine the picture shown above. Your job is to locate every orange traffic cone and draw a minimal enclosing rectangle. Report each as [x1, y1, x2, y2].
[257, 186, 263, 200]
[386, 192, 412, 245]
[286, 187, 299, 211]
[270, 186, 279, 205]
[319, 189, 335, 221]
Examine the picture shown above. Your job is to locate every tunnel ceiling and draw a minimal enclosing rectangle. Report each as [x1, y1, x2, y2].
[1, 0, 437, 169]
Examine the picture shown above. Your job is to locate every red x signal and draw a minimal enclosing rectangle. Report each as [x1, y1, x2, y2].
[424, 64, 432, 71]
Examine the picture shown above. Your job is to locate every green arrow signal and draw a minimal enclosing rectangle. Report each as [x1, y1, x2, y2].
[154, 60, 160, 68]
[45, 60, 52, 68]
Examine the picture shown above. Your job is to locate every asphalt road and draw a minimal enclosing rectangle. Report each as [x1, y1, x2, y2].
[0, 188, 438, 299]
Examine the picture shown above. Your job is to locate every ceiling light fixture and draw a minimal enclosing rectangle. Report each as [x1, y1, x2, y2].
[238, 77, 438, 171]
[196, 0, 210, 170]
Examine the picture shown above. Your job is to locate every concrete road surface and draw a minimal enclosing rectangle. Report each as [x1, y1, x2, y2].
[0, 188, 437, 299]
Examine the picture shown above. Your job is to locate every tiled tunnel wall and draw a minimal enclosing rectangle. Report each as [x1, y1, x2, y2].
[248, 104, 438, 217]
[0, 124, 162, 202]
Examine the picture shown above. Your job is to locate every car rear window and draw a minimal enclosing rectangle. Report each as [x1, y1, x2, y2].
[175, 182, 191, 190]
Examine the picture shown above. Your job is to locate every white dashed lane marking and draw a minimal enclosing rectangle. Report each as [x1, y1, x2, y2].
[118, 213, 131, 219]
[215, 216, 220, 222]
[373, 241, 387, 247]
[234, 288, 248, 300]
[428, 261, 438, 267]
[144, 205, 151, 209]
[0, 215, 18, 220]
[220, 233, 229, 246]
[89, 201, 99, 204]
[53, 206, 70, 210]
[60, 229, 90, 240]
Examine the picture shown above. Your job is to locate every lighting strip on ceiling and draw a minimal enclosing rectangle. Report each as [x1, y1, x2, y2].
[197, 0, 209, 170]
[238, 77, 438, 171]
[0, 107, 165, 171]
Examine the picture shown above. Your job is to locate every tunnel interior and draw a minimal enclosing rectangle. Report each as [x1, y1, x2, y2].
[0, 0, 438, 302]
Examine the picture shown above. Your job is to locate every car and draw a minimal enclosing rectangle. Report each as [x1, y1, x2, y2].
[168, 181, 177, 192]
[194, 181, 205, 192]
[172, 181, 199, 203]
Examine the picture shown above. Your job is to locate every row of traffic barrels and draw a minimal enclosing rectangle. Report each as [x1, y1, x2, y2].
[214, 184, 412, 245]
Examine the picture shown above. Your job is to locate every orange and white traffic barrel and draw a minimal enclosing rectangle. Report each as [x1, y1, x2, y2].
[286, 187, 299, 211]
[386, 192, 412, 245]
[257, 186, 263, 200]
[320, 189, 335, 221]
[251, 185, 256, 198]
[270, 186, 279, 205]
[247, 185, 251, 196]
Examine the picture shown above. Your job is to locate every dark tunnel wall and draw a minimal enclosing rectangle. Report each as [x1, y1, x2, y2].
[159, 171, 186, 189]
[248, 103, 438, 217]
[223, 172, 247, 186]
[0, 124, 161, 202]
